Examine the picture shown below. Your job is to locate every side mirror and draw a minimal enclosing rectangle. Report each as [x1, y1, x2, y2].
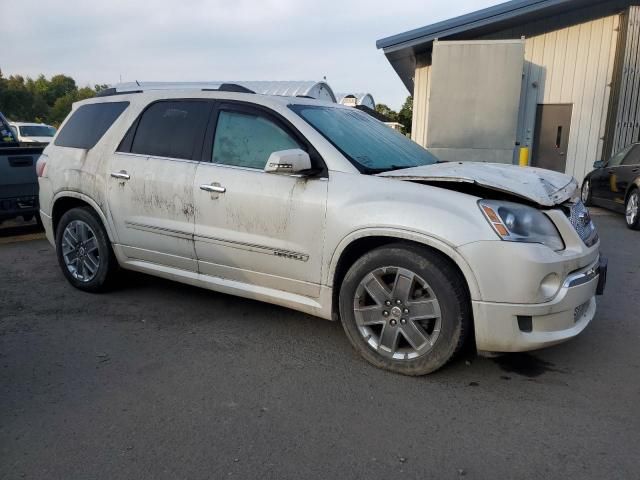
[264, 149, 312, 175]
[593, 160, 605, 169]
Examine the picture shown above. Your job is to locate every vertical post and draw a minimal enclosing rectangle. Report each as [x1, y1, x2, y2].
[519, 146, 530, 166]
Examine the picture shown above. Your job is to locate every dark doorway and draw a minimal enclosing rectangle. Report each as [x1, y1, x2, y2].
[532, 104, 573, 173]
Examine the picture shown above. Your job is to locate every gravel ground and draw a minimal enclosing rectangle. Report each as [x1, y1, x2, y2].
[0, 210, 638, 479]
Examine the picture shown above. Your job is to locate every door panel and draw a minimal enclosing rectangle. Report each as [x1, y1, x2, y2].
[105, 99, 212, 271]
[614, 145, 640, 205]
[532, 104, 572, 173]
[106, 153, 198, 270]
[193, 104, 328, 297]
[595, 144, 638, 208]
[193, 165, 327, 296]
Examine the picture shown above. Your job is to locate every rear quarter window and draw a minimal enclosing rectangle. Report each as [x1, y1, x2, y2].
[54, 101, 129, 149]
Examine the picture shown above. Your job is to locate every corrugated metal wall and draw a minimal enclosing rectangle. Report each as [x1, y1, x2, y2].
[517, 14, 620, 182]
[607, 6, 640, 156]
[411, 13, 621, 182]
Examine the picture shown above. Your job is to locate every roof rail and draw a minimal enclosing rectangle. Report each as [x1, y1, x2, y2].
[96, 87, 143, 97]
[202, 83, 255, 94]
[97, 82, 255, 97]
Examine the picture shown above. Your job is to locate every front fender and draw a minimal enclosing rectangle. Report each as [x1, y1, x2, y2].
[326, 227, 481, 301]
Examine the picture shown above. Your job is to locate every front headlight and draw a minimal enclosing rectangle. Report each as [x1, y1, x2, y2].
[478, 200, 565, 251]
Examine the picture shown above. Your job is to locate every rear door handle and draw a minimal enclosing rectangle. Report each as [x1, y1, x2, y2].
[200, 184, 226, 193]
[632, 168, 639, 173]
[111, 170, 130, 180]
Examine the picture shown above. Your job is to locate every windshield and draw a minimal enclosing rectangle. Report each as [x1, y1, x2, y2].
[289, 104, 440, 173]
[19, 125, 56, 137]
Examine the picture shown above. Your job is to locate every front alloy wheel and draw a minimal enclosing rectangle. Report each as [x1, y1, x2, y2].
[353, 266, 442, 360]
[339, 244, 470, 376]
[582, 179, 592, 206]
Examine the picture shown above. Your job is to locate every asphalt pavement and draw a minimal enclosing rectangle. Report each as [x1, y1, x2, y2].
[0, 211, 638, 479]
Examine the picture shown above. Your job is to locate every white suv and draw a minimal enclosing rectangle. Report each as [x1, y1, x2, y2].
[37, 84, 606, 375]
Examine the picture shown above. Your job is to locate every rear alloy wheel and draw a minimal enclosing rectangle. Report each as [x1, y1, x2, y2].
[55, 207, 118, 292]
[626, 189, 640, 230]
[339, 245, 470, 376]
[61, 220, 101, 282]
[582, 179, 592, 206]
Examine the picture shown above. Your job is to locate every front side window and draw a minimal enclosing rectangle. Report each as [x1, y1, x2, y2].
[608, 144, 634, 167]
[55, 101, 129, 149]
[212, 110, 300, 169]
[131, 101, 210, 160]
[621, 144, 640, 166]
[20, 125, 56, 137]
[289, 104, 439, 173]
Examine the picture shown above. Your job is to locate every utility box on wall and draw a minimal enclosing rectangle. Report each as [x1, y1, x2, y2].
[425, 39, 525, 164]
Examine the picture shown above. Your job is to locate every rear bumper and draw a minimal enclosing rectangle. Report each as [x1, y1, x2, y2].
[472, 259, 603, 352]
[0, 195, 39, 221]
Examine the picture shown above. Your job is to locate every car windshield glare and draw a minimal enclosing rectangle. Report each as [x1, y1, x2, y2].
[20, 125, 56, 137]
[289, 104, 440, 173]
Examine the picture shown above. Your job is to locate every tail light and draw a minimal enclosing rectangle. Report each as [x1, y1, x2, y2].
[36, 154, 48, 177]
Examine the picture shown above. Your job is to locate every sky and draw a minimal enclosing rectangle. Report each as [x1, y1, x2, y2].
[1, 0, 503, 110]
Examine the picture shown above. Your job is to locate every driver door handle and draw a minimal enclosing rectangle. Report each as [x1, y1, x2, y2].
[110, 171, 130, 180]
[200, 184, 226, 193]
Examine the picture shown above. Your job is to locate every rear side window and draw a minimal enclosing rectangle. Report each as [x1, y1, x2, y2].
[212, 110, 300, 169]
[55, 102, 129, 149]
[130, 101, 210, 160]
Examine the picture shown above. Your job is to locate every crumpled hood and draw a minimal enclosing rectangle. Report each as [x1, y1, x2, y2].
[378, 162, 578, 207]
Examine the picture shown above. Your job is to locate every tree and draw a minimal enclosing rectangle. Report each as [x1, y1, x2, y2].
[0, 72, 101, 126]
[398, 96, 413, 135]
[375, 103, 398, 122]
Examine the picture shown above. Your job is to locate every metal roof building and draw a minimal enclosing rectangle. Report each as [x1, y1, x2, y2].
[113, 80, 337, 103]
[376, 0, 640, 182]
[335, 93, 376, 109]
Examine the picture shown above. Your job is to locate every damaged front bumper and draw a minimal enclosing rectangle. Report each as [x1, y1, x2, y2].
[471, 257, 606, 353]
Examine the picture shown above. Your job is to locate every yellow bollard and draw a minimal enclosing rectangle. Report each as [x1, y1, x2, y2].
[519, 147, 529, 167]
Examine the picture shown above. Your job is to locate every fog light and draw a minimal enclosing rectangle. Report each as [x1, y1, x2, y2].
[540, 273, 561, 300]
[517, 315, 533, 333]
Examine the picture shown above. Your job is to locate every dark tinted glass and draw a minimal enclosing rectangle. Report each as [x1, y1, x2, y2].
[130, 101, 210, 160]
[55, 102, 129, 149]
[622, 145, 640, 166]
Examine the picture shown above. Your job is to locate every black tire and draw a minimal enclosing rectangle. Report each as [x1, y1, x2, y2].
[626, 188, 640, 230]
[581, 178, 593, 206]
[339, 244, 471, 376]
[55, 207, 118, 292]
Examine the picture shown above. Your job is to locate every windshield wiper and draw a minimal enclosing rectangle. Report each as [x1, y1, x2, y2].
[362, 164, 411, 174]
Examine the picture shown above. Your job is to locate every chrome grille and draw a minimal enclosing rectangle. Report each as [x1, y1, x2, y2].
[566, 201, 598, 247]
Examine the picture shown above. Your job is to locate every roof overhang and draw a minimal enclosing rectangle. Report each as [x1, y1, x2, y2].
[376, 0, 631, 92]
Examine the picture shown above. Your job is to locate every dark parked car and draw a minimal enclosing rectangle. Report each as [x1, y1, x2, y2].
[582, 143, 640, 230]
[0, 112, 44, 224]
